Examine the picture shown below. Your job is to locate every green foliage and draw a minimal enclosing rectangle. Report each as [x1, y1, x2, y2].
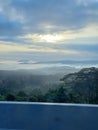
[0, 84, 98, 103]
[45, 86, 69, 103]
[17, 91, 27, 97]
[5, 93, 16, 101]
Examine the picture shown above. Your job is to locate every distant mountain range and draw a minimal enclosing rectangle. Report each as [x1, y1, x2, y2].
[0, 66, 79, 95]
[23, 66, 79, 75]
[0, 70, 60, 94]
[19, 59, 98, 65]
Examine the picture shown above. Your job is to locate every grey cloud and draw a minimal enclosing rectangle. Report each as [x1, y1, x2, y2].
[0, 0, 98, 63]
[54, 42, 98, 53]
[0, 0, 98, 36]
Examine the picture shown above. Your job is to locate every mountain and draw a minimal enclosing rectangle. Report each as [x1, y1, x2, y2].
[18, 66, 79, 75]
[0, 69, 66, 95]
[19, 59, 98, 66]
[0, 66, 78, 95]
[61, 67, 98, 103]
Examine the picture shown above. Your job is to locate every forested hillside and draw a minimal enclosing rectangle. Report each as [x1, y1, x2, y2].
[0, 67, 98, 104]
[0, 70, 62, 95]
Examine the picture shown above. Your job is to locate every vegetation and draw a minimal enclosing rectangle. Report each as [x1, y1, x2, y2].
[0, 67, 98, 104]
[0, 85, 97, 104]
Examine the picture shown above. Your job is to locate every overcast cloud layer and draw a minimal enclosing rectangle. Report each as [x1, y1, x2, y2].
[0, 0, 98, 69]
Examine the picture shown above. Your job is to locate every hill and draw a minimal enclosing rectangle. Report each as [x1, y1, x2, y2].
[61, 67, 98, 103]
[0, 70, 61, 95]
[0, 67, 98, 104]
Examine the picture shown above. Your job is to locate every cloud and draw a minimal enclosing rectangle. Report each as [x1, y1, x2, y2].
[0, 0, 98, 64]
[0, 41, 79, 55]
[17, 24, 98, 45]
[76, 0, 98, 6]
[0, 0, 98, 36]
[56, 43, 98, 54]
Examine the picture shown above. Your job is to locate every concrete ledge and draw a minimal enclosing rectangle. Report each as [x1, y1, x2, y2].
[0, 102, 98, 130]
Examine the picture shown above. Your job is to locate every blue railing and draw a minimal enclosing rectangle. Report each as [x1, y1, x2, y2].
[0, 102, 98, 130]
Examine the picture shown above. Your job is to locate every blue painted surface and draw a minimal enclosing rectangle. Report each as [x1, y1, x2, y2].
[0, 102, 98, 130]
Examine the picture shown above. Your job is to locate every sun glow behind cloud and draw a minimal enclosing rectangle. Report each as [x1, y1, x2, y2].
[0, 0, 98, 69]
[39, 34, 62, 43]
[20, 33, 65, 43]
[18, 24, 98, 45]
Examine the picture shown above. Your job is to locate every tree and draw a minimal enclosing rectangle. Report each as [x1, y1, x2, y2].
[45, 86, 69, 103]
[55, 86, 68, 103]
[5, 93, 16, 101]
[17, 91, 27, 97]
[29, 95, 38, 102]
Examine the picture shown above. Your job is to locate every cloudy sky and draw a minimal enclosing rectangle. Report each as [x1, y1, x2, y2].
[0, 0, 98, 70]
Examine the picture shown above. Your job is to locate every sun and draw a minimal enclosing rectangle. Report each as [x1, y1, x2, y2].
[39, 34, 62, 43]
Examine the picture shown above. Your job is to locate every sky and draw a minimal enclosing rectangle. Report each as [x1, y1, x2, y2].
[0, 0, 98, 70]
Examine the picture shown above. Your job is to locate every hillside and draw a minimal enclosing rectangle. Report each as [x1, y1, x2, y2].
[0, 67, 98, 104]
[61, 67, 98, 103]
[0, 66, 78, 95]
[0, 70, 62, 95]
